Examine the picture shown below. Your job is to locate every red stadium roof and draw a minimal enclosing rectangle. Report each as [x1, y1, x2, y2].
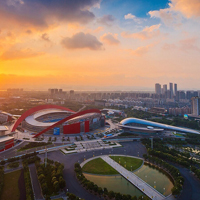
[11, 104, 75, 132]
[33, 109, 101, 138]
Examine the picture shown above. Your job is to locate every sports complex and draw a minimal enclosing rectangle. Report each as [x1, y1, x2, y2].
[119, 117, 200, 135]
[11, 105, 105, 137]
[0, 105, 106, 152]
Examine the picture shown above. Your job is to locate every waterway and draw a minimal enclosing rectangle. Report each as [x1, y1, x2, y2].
[84, 164, 173, 197]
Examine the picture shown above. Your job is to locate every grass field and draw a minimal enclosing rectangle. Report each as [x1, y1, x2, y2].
[82, 158, 119, 175]
[1, 170, 21, 200]
[110, 156, 143, 171]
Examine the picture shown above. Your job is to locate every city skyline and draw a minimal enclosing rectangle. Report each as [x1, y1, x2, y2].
[0, 0, 200, 90]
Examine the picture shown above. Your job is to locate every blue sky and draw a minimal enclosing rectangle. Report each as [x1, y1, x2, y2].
[94, 0, 169, 18]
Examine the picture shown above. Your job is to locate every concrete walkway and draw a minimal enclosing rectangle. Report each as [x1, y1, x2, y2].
[101, 155, 166, 200]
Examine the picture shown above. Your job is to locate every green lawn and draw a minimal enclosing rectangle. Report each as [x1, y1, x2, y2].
[110, 156, 143, 171]
[82, 158, 119, 175]
[1, 170, 21, 200]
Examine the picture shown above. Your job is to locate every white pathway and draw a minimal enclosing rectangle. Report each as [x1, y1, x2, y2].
[101, 155, 166, 200]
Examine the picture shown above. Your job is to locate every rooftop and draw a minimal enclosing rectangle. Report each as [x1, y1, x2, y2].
[0, 136, 14, 143]
[0, 126, 9, 131]
[120, 117, 200, 135]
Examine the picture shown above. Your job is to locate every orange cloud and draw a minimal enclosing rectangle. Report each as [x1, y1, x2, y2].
[179, 37, 200, 51]
[61, 32, 103, 50]
[101, 33, 120, 45]
[127, 44, 154, 56]
[0, 48, 44, 60]
[121, 24, 161, 40]
[149, 0, 200, 27]
[172, 0, 200, 18]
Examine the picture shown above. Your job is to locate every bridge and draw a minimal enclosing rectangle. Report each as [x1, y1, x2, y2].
[101, 155, 167, 200]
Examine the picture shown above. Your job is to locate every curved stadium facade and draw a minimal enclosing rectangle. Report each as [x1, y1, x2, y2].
[12, 105, 105, 137]
[119, 118, 200, 135]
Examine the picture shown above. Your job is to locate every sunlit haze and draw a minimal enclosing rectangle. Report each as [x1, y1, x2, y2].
[0, 0, 200, 91]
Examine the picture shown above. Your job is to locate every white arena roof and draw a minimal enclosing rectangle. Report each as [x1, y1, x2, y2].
[25, 109, 74, 127]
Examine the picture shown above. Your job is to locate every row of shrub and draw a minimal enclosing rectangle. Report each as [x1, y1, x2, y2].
[74, 163, 150, 200]
[0, 152, 39, 165]
[0, 166, 4, 197]
[23, 163, 34, 200]
[148, 148, 193, 168]
[7, 162, 19, 169]
[141, 138, 197, 168]
[67, 192, 84, 200]
[22, 156, 40, 165]
[191, 166, 200, 180]
[19, 142, 52, 151]
[143, 154, 184, 196]
[35, 159, 66, 197]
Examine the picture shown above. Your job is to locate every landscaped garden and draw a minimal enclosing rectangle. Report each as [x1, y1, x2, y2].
[82, 156, 143, 175]
[82, 158, 118, 175]
[110, 156, 143, 171]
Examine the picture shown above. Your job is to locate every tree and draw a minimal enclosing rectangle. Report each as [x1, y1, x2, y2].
[108, 190, 115, 199]
[68, 193, 77, 200]
[59, 176, 66, 188]
[51, 176, 57, 183]
[41, 183, 48, 194]
[38, 174, 45, 184]
[53, 181, 59, 192]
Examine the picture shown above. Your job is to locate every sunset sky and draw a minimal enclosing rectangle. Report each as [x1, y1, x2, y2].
[0, 0, 200, 91]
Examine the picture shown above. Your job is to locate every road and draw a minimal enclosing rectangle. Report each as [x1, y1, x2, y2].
[29, 163, 44, 200]
[2, 140, 200, 200]
[39, 141, 147, 200]
[175, 165, 200, 200]
[0, 142, 68, 160]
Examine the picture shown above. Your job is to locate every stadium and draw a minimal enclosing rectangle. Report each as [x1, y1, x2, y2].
[11, 105, 105, 137]
[119, 117, 200, 135]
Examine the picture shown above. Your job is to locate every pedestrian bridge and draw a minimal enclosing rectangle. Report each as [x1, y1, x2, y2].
[101, 155, 167, 200]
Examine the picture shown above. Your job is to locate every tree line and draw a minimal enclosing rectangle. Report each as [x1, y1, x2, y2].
[35, 159, 66, 199]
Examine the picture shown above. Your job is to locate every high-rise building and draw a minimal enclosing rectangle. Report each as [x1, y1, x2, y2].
[191, 97, 200, 116]
[186, 91, 192, 100]
[174, 83, 177, 95]
[155, 83, 161, 94]
[169, 83, 173, 98]
[70, 90, 75, 95]
[163, 84, 167, 94]
[179, 91, 186, 99]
